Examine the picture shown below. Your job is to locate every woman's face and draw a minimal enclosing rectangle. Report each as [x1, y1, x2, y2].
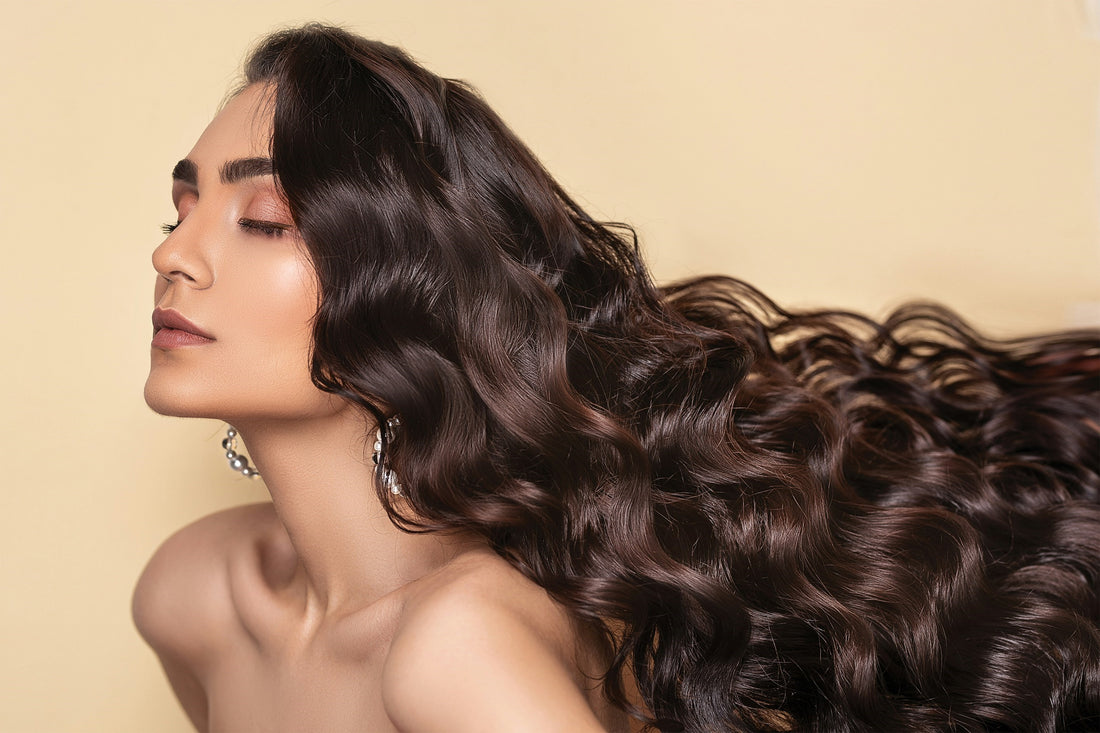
[145, 84, 340, 423]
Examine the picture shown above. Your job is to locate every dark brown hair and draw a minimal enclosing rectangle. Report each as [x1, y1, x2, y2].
[244, 24, 1100, 731]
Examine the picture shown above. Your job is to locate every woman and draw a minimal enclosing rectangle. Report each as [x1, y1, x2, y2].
[134, 23, 1100, 732]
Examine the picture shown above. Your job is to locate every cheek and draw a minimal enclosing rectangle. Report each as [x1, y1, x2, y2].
[244, 258, 316, 337]
[229, 252, 319, 379]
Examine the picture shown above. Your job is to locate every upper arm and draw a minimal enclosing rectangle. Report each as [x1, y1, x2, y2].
[382, 586, 608, 733]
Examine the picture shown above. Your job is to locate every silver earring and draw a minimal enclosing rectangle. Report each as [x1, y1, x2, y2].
[373, 416, 402, 495]
[222, 426, 260, 478]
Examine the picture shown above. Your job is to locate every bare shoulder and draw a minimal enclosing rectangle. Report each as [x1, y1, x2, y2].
[132, 502, 282, 665]
[382, 549, 612, 733]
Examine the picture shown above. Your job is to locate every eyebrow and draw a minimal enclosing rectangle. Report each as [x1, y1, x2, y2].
[171, 159, 197, 186]
[171, 157, 274, 186]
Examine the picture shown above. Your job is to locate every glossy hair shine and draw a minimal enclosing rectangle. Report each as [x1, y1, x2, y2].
[243, 25, 1100, 731]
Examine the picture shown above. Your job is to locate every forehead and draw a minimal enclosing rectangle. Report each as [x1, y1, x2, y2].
[188, 83, 274, 163]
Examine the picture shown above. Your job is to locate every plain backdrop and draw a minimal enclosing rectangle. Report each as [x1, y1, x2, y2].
[0, 1, 1097, 731]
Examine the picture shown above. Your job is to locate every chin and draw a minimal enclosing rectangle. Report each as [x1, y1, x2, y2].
[144, 388, 199, 418]
[144, 370, 348, 422]
[144, 374, 217, 419]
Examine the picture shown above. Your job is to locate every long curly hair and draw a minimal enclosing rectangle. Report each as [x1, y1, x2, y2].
[243, 24, 1100, 732]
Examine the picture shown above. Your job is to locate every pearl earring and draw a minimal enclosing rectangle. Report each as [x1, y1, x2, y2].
[373, 416, 402, 495]
[222, 426, 260, 478]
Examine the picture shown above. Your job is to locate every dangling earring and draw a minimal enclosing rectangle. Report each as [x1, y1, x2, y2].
[222, 426, 260, 478]
[373, 416, 402, 495]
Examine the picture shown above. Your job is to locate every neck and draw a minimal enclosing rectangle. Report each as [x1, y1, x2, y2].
[231, 405, 477, 618]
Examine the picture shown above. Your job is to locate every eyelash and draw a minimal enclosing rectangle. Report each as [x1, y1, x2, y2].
[159, 219, 290, 237]
[238, 218, 290, 237]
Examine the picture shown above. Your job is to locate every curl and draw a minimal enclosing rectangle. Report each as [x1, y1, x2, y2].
[244, 25, 1100, 731]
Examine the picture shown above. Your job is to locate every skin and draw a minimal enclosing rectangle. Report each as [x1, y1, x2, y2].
[135, 84, 635, 733]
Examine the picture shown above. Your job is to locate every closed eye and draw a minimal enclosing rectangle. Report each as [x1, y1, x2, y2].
[239, 218, 292, 237]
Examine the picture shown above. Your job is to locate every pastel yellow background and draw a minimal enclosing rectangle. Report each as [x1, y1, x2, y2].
[0, 1, 1096, 731]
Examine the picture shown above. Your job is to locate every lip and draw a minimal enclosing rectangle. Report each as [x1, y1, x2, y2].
[152, 308, 215, 349]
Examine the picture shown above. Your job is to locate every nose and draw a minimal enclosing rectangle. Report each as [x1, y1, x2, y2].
[151, 219, 214, 289]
